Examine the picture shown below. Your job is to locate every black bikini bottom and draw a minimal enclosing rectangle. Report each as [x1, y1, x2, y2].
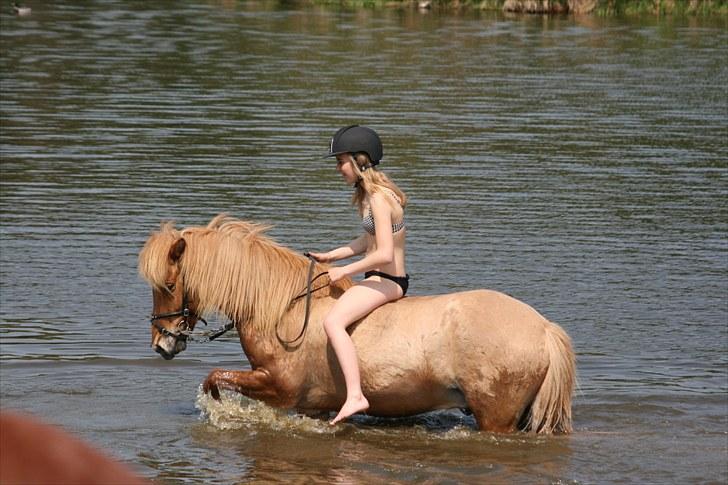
[364, 271, 410, 296]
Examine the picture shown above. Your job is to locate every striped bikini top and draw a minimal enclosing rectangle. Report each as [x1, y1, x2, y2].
[362, 188, 406, 236]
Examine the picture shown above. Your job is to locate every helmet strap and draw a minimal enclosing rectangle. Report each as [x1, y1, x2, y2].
[360, 161, 378, 172]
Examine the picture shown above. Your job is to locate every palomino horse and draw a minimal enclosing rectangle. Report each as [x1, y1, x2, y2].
[139, 215, 576, 434]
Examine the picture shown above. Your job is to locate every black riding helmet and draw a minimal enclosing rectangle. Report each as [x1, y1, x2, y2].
[324, 125, 383, 165]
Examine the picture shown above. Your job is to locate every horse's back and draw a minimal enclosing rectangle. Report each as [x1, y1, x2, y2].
[372, 288, 549, 335]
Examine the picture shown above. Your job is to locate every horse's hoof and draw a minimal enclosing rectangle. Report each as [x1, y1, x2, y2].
[202, 380, 221, 400]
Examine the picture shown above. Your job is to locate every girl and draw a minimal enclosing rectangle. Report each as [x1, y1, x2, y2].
[310, 125, 409, 425]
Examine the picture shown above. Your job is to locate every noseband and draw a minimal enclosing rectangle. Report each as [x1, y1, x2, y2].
[150, 292, 208, 342]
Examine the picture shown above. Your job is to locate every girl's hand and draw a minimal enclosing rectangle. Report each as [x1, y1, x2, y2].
[327, 266, 347, 284]
[307, 252, 329, 263]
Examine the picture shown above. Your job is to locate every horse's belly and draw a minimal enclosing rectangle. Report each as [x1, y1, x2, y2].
[365, 384, 468, 417]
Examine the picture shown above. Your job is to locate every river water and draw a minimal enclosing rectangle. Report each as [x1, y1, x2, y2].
[1, 2, 726, 483]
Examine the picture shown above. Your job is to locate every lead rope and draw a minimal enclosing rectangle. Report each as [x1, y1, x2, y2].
[276, 254, 329, 346]
[188, 321, 236, 343]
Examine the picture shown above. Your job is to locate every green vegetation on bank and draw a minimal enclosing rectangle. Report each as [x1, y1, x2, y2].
[593, 0, 727, 15]
[315, 0, 728, 15]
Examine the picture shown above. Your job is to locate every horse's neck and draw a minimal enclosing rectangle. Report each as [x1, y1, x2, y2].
[230, 257, 332, 338]
[238, 324, 279, 369]
[237, 288, 340, 365]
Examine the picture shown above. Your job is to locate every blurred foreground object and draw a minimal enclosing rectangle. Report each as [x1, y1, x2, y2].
[0, 410, 149, 485]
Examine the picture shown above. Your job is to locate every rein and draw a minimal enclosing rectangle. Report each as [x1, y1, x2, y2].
[276, 253, 329, 345]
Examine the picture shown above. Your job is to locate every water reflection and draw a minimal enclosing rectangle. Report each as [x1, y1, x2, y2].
[1, 1, 726, 483]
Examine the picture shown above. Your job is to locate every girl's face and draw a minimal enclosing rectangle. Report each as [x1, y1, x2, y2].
[336, 154, 358, 185]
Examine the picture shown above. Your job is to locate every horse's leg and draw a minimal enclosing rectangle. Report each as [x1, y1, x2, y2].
[466, 394, 520, 433]
[202, 368, 279, 403]
[459, 377, 533, 433]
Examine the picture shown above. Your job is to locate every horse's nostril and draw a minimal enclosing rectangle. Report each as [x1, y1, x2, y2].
[154, 345, 174, 360]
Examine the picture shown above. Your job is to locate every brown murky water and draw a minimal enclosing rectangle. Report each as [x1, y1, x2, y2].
[1, 2, 726, 483]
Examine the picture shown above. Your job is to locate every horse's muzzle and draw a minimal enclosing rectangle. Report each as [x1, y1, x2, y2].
[154, 345, 176, 360]
[153, 338, 186, 360]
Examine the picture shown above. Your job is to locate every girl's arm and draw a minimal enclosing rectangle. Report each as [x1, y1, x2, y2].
[309, 233, 368, 263]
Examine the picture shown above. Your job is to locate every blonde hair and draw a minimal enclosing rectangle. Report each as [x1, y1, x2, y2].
[349, 153, 407, 215]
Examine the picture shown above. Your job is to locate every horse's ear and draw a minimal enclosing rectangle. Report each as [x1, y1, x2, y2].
[168, 238, 186, 263]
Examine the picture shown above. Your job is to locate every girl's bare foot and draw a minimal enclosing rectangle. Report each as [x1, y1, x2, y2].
[329, 395, 369, 425]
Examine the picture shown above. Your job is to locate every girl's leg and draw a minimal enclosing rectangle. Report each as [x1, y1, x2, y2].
[324, 279, 402, 425]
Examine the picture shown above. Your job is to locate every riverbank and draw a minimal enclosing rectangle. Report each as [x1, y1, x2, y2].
[315, 0, 728, 15]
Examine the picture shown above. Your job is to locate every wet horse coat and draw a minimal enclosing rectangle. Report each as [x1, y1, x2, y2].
[139, 215, 575, 433]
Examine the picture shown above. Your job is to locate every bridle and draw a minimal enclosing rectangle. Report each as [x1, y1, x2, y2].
[150, 291, 209, 343]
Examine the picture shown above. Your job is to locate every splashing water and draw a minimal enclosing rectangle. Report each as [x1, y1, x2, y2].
[193, 386, 520, 443]
[194, 386, 337, 435]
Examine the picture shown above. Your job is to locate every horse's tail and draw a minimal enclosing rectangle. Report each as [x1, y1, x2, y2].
[525, 320, 576, 434]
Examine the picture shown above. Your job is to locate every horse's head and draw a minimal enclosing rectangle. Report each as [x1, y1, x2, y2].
[142, 236, 204, 360]
[140, 215, 314, 359]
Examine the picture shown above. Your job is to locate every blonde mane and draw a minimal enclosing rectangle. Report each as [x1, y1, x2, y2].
[139, 214, 352, 333]
[138, 221, 181, 290]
